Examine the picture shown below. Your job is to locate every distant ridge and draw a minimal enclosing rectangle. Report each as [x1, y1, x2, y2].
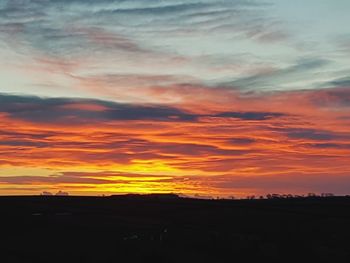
[109, 193, 180, 200]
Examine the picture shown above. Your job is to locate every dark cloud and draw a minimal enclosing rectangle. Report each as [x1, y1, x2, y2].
[0, 130, 59, 140]
[149, 142, 250, 157]
[284, 128, 338, 141]
[214, 111, 285, 120]
[0, 93, 288, 124]
[228, 138, 256, 145]
[267, 126, 347, 142]
[0, 140, 49, 148]
[302, 143, 350, 150]
[0, 93, 197, 123]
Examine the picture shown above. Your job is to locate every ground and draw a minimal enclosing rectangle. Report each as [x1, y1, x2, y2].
[1, 195, 350, 262]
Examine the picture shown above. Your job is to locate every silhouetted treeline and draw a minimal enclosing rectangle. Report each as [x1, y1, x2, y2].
[244, 192, 336, 200]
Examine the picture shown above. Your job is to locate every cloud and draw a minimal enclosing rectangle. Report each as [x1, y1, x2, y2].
[283, 128, 339, 141]
[0, 175, 114, 185]
[0, 171, 207, 196]
[302, 143, 350, 150]
[310, 86, 350, 108]
[4, 170, 350, 197]
[0, 140, 48, 148]
[209, 173, 350, 195]
[0, 93, 290, 124]
[335, 35, 350, 54]
[0, 93, 197, 123]
[214, 111, 285, 120]
[1, 0, 348, 104]
[221, 58, 330, 91]
[0, 87, 349, 197]
[0, 0, 288, 87]
[0, 170, 173, 186]
[327, 77, 350, 88]
[0, 0, 274, 55]
[1, 1, 350, 197]
[227, 138, 256, 145]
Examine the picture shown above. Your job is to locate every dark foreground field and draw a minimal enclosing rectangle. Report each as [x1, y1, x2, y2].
[1, 195, 350, 263]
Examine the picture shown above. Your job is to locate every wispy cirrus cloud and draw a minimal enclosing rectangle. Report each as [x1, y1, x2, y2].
[0, 0, 295, 98]
[1, 0, 349, 100]
[220, 58, 331, 91]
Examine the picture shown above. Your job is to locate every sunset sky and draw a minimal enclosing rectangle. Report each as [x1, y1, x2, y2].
[0, 0, 350, 197]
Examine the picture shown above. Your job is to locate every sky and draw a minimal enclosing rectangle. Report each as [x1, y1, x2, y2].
[0, 0, 350, 197]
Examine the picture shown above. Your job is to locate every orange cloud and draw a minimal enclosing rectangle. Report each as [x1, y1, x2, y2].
[0, 89, 349, 197]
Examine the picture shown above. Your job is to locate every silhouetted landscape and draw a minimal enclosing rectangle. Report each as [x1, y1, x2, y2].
[1, 195, 350, 262]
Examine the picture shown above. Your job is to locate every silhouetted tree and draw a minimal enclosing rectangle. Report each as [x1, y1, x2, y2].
[307, 193, 317, 197]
